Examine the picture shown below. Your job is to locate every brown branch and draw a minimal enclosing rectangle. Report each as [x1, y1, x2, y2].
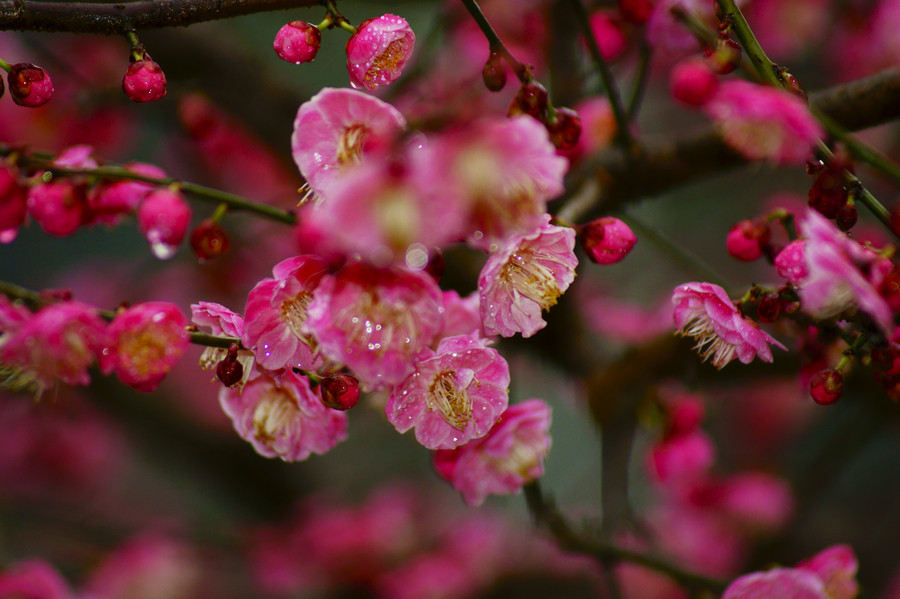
[566, 67, 900, 220]
[0, 0, 322, 34]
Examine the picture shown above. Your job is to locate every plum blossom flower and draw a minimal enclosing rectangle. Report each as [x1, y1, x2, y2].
[219, 367, 347, 461]
[242, 255, 328, 372]
[386, 333, 510, 450]
[191, 301, 254, 388]
[672, 282, 786, 368]
[0, 559, 74, 599]
[346, 14, 415, 91]
[704, 80, 823, 165]
[291, 87, 406, 198]
[306, 262, 444, 389]
[648, 430, 715, 490]
[433, 398, 550, 505]
[100, 301, 189, 392]
[0, 300, 107, 393]
[775, 239, 809, 284]
[438, 290, 483, 339]
[797, 209, 893, 333]
[479, 216, 578, 338]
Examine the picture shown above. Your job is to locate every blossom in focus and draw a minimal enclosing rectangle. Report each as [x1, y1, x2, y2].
[346, 14, 415, 92]
[479, 216, 578, 338]
[219, 367, 348, 461]
[0, 559, 73, 599]
[0, 300, 106, 393]
[100, 301, 189, 392]
[242, 255, 328, 372]
[797, 209, 893, 333]
[291, 87, 406, 198]
[672, 282, 786, 368]
[386, 333, 510, 450]
[306, 262, 444, 389]
[704, 80, 823, 165]
[433, 398, 550, 505]
[122, 58, 167, 103]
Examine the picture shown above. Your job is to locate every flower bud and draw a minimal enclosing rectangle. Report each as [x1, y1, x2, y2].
[481, 51, 507, 92]
[704, 38, 741, 75]
[756, 293, 783, 323]
[0, 164, 26, 231]
[274, 21, 321, 64]
[670, 59, 718, 106]
[8, 63, 54, 107]
[548, 107, 582, 150]
[809, 369, 843, 405]
[508, 82, 549, 120]
[726, 219, 770, 261]
[216, 343, 244, 387]
[835, 202, 857, 231]
[346, 13, 415, 91]
[320, 373, 361, 411]
[190, 219, 230, 261]
[581, 216, 637, 265]
[26, 181, 85, 237]
[137, 188, 191, 259]
[122, 57, 167, 103]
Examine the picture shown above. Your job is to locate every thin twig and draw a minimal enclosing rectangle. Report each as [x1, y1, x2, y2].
[458, 0, 531, 83]
[626, 38, 652, 122]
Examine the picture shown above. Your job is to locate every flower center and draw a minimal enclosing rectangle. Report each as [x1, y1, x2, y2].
[338, 291, 419, 357]
[499, 250, 561, 310]
[118, 327, 171, 377]
[337, 124, 370, 165]
[281, 291, 313, 339]
[367, 39, 406, 83]
[252, 388, 299, 444]
[426, 369, 472, 431]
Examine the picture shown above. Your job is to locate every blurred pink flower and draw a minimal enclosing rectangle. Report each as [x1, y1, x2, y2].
[87, 163, 165, 225]
[433, 398, 551, 505]
[560, 96, 616, 164]
[648, 430, 715, 489]
[219, 368, 347, 461]
[724, 568, 827, 599]
[479, 216, 577, 338]
[797, 545, 859, 599]
[0, 559, 73, 599]
[711, 472, 794, 535]
[672, 282, 786, 368]
[386, 333, 510, 450]
[26, 181, 86, 237]
[346, 13, 415, 92]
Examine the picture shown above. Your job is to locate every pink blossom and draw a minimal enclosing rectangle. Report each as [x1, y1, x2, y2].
[386, 333, 510, 450]
[431, 116, 568, 250]
[306, 262, 444, 389]
[798, 209, 893, 333]
[581, 216, 637, 265]
[242, 255, 328, 371]
[704, 80, 823, 165]
[0, 559, 73, 599]
[345, 13, 415, 92]
[479, 216, 578, 338]
[8, 62, 54, 107]
[122, 58, 167, 103]
[88, 163, 165, 225]
[775, 239, 809, 284]
[26, 181, 85, 237]
[588, 11, 626, 61]
[438, 290, 483, 339]
[648, 430, 715, 489]
[274, 21, 321, 64]
[713, 472, 794, 534]
[0, 163, 27, 234]
[649, 505, 746, 577]
[672, 282, 786, 368]
[137, 188, 192, 259]
[219, 368, 347, 461]
[0, 300, 106, 392]
[191, 301, 254, 387]
[797, 545, 859, 599]
[561, 96, 616, 163]
[53, 144, 98, 169]
[670, 59, 719, 106]
[100, 301, 189, 392]
[291, 87, 406, 198]
[723, 568, 827, 599]
[433, 398, 550, 505]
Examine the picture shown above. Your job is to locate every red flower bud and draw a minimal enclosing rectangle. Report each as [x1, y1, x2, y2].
[320, 373, 361, 411]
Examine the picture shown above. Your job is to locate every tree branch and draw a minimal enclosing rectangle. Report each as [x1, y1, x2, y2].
[0, 0, 323, 34]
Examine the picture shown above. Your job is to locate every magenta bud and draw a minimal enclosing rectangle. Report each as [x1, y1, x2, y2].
[8, 63, 54, 107]
[274, 21, 322, 64]
[581, 216, 637, 265]
[320, 373, 361, 411]
[122, 58, 167, 103]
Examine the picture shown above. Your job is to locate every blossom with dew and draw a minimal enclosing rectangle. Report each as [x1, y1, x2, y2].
[672, 281, 786, 368]
[704, 80, 823, 165]
[306, 262, 444, 389]
[580, 216, 637, 265]
[242, 255, 328, 372]
[291, 87, 406, 199]
[0, 300, 106, 393]
[100, 301, 189, 392]
[797, 208, 893, 333]
[775, 239, 809, 284]
[478, 216, 577, 338]
[433, 398, 550, 505]
[190, 301, 254, 388]
[430, 116, 568, 250]
[219, 367, 347, 461]
[386, 333, 510, 450]
[274, 21, 321, 64]
[0, 559, 74, 599]
[346, 14, 415, 92]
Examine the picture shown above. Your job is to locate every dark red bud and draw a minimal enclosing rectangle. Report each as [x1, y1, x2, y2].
[190, 219, 230, 261]
[835, 202, 858, 231]
[548, 107, 582, 150]
[320, 373, 361, 411]
[756, 293, 782, 323]
[216, 343, 243, 387]
[508, 82, 549, 120]
[809, 369, 843, 405]
[482, 52, 507, 92]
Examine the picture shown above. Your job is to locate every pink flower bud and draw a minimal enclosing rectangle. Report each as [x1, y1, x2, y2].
[137, 188, 191, 259]
[0, 163, 26, 231]
[320, 373, 361, 411]
[726, 219, 769, 261]
[774, 239, 808, 283]
[26, 181, 86, 237]
[87, 162, 166, 225]
[274, 21, 321, 64]
[588, 11, 627, 61]
[670, 59, 718, 106]
[346, 13, 415, 91]
[122, 58, 167, 103]
[581, 216, 637, 265]
[8, 63, 54, 107]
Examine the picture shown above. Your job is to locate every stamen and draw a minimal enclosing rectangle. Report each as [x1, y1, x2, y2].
[426, 369, 472, 430]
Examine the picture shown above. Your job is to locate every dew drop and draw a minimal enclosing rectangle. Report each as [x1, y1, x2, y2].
[150, 240, 177, 260]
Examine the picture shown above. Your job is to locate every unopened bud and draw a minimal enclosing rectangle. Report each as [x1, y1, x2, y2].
[809, 368, 843, 405]
[320, 373, 361, 411]
[482, 51, 507, 92]
[190, 219, 230, 261]
[216, 343, 243, 387]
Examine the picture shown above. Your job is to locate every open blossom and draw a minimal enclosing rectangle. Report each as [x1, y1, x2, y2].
[672, 282, 786, 368]
[386, 333, 510, 450]
[479, 216, 578, 338]
[306, 262, 444, 389]
[100, 301, 189, 392]
[704, 80, 823, 165]
[219, 368, 347, 461]
[291, 87, 406, 198]
[0, 300, 106, 393]
[430, 116, 568, 250]
[796, 545, 859, 599]
[346, 13, 415, 92]
[242, 255, 328, 371]
[191, 301, 254, 387]
[433, 398, 550, 505]
[797, 209, 893, 333]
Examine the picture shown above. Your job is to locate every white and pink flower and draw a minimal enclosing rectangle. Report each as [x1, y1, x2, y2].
[345, 13, 415, 92]
[386, 333, 510, 450]
[433, 398, 551, 505]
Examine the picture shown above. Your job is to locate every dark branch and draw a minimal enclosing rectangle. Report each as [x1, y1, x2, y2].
[0, 0, 322, 34]
[566, 67, 900, 219]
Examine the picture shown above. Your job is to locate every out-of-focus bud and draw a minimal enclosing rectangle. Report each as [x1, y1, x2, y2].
[481, 51, 507, 92]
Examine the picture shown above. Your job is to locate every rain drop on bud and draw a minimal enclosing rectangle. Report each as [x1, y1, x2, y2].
[320, 373, 361, 411]
[482, 52, 506, 92]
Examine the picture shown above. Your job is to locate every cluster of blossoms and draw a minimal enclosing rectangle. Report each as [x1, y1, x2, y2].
[0, 295, 189, 395]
